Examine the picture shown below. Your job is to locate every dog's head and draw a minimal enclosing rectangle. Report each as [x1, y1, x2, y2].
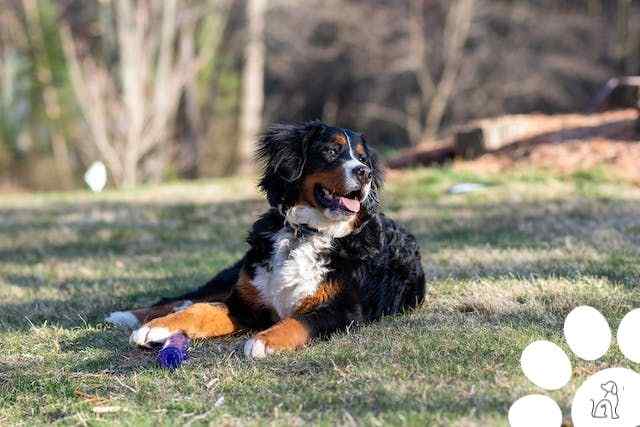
[256, 121, 383, 235]
[601, 381, 618, 396]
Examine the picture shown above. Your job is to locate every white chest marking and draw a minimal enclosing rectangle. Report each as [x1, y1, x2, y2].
[253, 228, 332, 319]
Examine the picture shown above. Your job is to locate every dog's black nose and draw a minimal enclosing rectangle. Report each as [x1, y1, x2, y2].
[354, 165, 372, 185]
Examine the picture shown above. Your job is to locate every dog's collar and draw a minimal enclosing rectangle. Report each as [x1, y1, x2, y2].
[284, 222, 318, 239]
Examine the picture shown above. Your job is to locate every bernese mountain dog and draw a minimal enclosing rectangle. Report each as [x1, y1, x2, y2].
[106, 121, 426, 358]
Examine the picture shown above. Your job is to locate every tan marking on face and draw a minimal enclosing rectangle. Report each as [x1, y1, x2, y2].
[299, 168, 348, 207]
[144, 302, 239, 338]
[355, 144, 366, 156]
[295, 281, 343, 314]
[236, 270, 265, 311]
[333, 132, 348, 145]
[255, 318, 311, 350]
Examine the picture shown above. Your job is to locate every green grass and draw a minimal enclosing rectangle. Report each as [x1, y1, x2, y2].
[2, 167, 640, 426]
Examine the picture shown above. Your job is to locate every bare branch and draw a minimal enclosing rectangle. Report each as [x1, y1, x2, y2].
[238, 0, 267, 174]
[423, 0, 475, 143]
[59, 0, 227, 187]
[60, 26, 124, 182]
[409, 0, 435, 100]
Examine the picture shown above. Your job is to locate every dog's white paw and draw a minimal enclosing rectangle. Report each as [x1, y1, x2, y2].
[105, 311, 140, 329]
[243, 337, 274, 359]
[129, 325, 172, 348]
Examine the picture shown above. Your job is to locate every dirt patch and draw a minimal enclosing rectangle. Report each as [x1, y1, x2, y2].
[457, 109, 640, 182]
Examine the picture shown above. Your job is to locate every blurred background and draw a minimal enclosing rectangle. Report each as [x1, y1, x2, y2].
[1, 0, 639, 192]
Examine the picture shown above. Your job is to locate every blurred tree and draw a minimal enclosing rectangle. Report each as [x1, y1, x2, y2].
[615, 0, 640, 74]
[176, 0, 233, 179]
[60, 0, 226, 188]
[238, 0, 266, 174]
[0, 10, 24, 174]
[408, 0, 475, 145]
[21, 0, 75, 188]
[266, 0, 477, 147]
[1, 0, 639, 190]
[0, 0, 78, 190]
[588, 0, 603, 16]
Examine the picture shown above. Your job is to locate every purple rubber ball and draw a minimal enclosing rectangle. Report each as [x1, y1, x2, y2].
[157, 333, 190, 369]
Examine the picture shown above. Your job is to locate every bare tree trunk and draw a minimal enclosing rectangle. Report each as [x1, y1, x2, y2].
[178, 27, 201, 179]
[22, 0, 75, 188]
[238, 0, 266, 175]
[616, 0, 632, 73]
[422, 0, 475, 143]
[51, 133, 75, 189]
[405, 0, 475, 146]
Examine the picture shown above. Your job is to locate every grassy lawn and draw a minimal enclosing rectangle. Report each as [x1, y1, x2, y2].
[2, 167, 640, 426]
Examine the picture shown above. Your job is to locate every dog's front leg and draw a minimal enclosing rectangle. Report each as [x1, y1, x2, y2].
[243, 318, 311, 358]
[130, 302, 240, 347]
[244, 286, 362, 358]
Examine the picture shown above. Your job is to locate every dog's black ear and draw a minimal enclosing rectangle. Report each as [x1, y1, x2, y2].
[256, 121, 326, 208]
[361, 136, 384, 216]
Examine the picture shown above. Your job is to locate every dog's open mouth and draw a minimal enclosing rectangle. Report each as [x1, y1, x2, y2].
[314, 184, 362, 214]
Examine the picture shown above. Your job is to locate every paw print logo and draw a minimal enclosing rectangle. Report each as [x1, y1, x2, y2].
[509, 306, 640, 427]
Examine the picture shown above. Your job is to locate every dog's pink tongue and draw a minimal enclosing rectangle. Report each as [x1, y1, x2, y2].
[339, 197, 360, 212]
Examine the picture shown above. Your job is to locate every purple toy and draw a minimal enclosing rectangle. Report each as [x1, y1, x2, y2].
[157, 333, 190, 369]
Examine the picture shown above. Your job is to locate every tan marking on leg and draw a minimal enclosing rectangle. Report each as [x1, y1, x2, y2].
[144, 303, 239, 339]
[255, 318, 311, 351]
[295, 281, 343, 314]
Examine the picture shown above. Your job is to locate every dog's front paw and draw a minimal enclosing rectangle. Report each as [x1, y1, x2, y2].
[243, 337, 274, 359]
[243, 319, 311, 358]
[129, 324, 173, 348]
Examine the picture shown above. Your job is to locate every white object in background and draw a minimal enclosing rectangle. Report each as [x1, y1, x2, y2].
[447, 182, 485, 194]
[84, 161, 107, 192]
[520, 340, 572, 390]
[563, 305, 611, 361]
[508, 394, 562, 427]
[617, 308, 640, 363]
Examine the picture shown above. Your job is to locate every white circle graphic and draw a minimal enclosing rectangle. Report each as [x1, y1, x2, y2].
[520, 340, 572, 390]
[571, 367, 640, 427]
[508, 394, 562, 427]
[617, 308, 640, 363]
[564, 306, 611, 361]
